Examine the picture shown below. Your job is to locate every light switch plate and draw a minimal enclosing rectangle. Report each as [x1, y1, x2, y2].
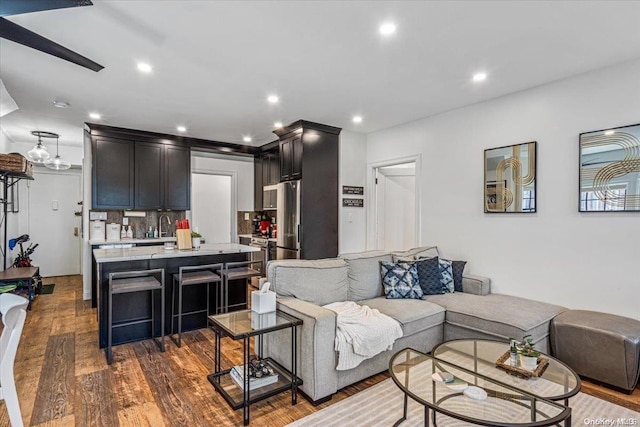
[122, 218, 129, 226]
[244, 212, 250, 220]
[52, 200, 59, 211]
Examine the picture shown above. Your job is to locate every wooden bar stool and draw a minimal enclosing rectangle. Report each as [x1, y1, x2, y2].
[221, 260, 263, 313]
[171, 263, 223, 347]
[107, 268, 165, 364]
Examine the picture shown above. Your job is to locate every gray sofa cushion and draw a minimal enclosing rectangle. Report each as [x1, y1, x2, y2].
[425, 293, 566, 343]
[339, 251, 392, 301]
[392, 246, 439, 262]
[267, 259, 348, 306]
[360, 297, 445, 336]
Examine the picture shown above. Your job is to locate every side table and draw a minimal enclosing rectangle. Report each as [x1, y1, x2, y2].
[207, 309, 303, 426]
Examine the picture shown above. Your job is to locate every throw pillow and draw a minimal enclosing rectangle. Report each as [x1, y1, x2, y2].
[380, 261, 423, 299]
[450, 260, 467, 292]
[414, 257, 444, 295]
[438, 259, 455, 293]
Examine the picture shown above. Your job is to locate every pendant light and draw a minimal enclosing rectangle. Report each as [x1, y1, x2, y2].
[27, 131, 51, 163]
[44, 133, 71, 170]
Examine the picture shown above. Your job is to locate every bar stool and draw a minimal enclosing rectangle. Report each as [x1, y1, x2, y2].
[221, 260, 263, 313]
[107, 268, 165, 364]
[171, 263, 223, 347]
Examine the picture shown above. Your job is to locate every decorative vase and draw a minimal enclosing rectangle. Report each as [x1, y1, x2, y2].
[192, 237, 201, 249]
[519, 354, 538, 371]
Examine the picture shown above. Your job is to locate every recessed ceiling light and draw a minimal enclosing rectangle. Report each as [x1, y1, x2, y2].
[267, 95, 279, 104]
[472, 72, 487, 82]
[89, 112, 101, 120]
[137, 62, 153, 73]
[243, 136, 252, 143]
[274, 122, 283, 128]
[352, 116, 363, 124]
[53, 100, 70, 108]
[604, 130, 615, 136]
[176, 126, 187, 133]
[379, 22, 396, 36]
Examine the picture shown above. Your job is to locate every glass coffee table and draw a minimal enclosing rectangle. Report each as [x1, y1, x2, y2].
[390, 341, 580, 426]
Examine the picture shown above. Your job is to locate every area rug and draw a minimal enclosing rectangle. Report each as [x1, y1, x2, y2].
[287, 378, 639, 426]
[40, 284, 55, 294]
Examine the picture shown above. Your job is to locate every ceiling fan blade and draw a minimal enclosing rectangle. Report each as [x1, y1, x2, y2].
[0, 17, 103, 72]
[0, 0, 93, 17]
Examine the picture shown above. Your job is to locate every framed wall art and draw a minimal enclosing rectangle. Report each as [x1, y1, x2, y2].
[484, 141, 537, 213]
[579, 123, 640, 212]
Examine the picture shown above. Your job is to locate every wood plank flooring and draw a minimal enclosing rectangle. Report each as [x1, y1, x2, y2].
[0, 275, 638, 426]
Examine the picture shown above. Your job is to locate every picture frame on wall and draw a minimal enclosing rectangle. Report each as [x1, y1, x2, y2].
[484, 141, 537, 213]
[579, 123, 640, 212]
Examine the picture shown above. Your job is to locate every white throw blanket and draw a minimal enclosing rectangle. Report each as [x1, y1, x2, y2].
[323, 301, 403, 371]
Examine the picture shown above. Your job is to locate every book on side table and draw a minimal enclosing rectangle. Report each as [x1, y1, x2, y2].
[230, 365, 279, 391]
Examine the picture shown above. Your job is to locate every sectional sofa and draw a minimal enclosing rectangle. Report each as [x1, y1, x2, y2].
[263, 247, 566, 403]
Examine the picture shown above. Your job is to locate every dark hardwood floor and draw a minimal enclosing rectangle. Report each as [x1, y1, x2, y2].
[0, 275, 637, 426]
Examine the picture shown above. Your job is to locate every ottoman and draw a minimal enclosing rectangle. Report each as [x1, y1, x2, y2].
[550, 310, 640, 392]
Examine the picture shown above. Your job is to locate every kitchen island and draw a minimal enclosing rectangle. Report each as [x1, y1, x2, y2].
[93, 243, 260, 349]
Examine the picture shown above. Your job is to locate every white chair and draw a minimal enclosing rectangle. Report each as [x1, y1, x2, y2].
[0, 293, 29, 427]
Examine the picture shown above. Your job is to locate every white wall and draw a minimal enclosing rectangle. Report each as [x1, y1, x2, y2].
[339, 130, 367, 254]
[366, 59, 640, 320]
[191, 152, 254, 211]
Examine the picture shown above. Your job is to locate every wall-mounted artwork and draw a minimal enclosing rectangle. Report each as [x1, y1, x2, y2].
[484, 141, 537, 213]
[579, 123, 640, 212]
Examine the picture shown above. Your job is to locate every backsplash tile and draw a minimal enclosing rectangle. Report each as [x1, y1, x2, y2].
[102, 211, 185, 239]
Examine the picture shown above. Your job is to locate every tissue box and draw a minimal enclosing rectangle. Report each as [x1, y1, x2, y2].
[251, 290, 276, 314]
[251, 311, 277, 329]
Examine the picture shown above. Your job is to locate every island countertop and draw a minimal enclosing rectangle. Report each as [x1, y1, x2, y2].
[93, 243, 259, 263]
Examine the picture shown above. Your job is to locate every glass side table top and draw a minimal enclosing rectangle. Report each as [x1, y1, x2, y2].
[208, 309, 302, 339]
[390, 348, 571, 426]
[432, 339, 581, 402]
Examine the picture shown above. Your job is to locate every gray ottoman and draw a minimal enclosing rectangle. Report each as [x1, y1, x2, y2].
[550, 310, 640, 392]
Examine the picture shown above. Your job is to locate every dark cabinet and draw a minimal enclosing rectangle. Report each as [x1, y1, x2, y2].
[279, 137, 302, 181]
[254, 151, 279, 211]
[254, 157, 263, 211]
[92, 137, 135, 209]
[164, 145, 190, 210]
[92, 136, 190, 210]
[262, 152, 279, 185]
[134, 142, 164, 209]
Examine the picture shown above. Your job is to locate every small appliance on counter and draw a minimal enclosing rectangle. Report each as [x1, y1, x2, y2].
[106, 223, 121, 241]
[89, 220, 106, 242]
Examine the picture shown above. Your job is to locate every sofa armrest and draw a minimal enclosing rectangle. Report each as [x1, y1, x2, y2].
[263, 297, 338, 402]
[462, 274, 491, 295]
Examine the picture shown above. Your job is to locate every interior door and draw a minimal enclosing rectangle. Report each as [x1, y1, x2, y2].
[18, 169, 82, 276]
[375, 163, 416, 251]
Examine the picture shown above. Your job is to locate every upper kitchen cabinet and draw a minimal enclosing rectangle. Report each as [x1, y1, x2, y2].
[88, 125, 193, 210]
[273, 120, 341, 259]
[164, 145, 190, 210]
[254, 147, 279, 211]
[262, 151, 280, 186]
[134, 142, 164, 209]
[92, 137, 135, 209]
[279, 136, 302, 181]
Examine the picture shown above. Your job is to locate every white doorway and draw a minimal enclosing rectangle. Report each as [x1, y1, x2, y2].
[191, 172, 235, 243]
[18, 168, 82, 276]
[368, 156, 421, 251]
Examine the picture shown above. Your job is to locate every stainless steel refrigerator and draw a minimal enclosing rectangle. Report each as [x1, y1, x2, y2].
[276, 180, 301, 259]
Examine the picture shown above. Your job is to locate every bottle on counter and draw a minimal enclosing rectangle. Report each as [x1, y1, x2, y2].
[120, 225, 126, 239]
[126, 226, 133, 239]
[153, 227, 158, 238]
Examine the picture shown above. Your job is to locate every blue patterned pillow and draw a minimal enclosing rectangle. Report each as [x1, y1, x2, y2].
[415, 257, 444, 295]
[450, 260, 467, 292]
[380, 261, 423, 299]
[439, 259, 455, 293]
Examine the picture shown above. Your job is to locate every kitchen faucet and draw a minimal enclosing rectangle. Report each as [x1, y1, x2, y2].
[159, 214, 171, 237]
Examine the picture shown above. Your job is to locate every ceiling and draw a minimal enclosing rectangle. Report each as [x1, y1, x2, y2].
[1, 1, 640, 149]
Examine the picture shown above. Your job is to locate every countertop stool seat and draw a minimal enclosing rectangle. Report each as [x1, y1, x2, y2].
[221, 260, 263, 313]
[107, 269, 165, 364]
[171, 264, 223, 347]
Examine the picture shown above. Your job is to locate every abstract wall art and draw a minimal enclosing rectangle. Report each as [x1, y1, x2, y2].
[579, 123, 640, 212]
[484, 141, 537, 213]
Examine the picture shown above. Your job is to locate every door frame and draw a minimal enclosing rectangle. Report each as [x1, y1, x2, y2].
[190, 168, 238, 243]
[366, 154, 421, 250]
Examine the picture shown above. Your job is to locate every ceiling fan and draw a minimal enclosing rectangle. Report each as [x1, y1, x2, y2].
[0, 0, 103, 72]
